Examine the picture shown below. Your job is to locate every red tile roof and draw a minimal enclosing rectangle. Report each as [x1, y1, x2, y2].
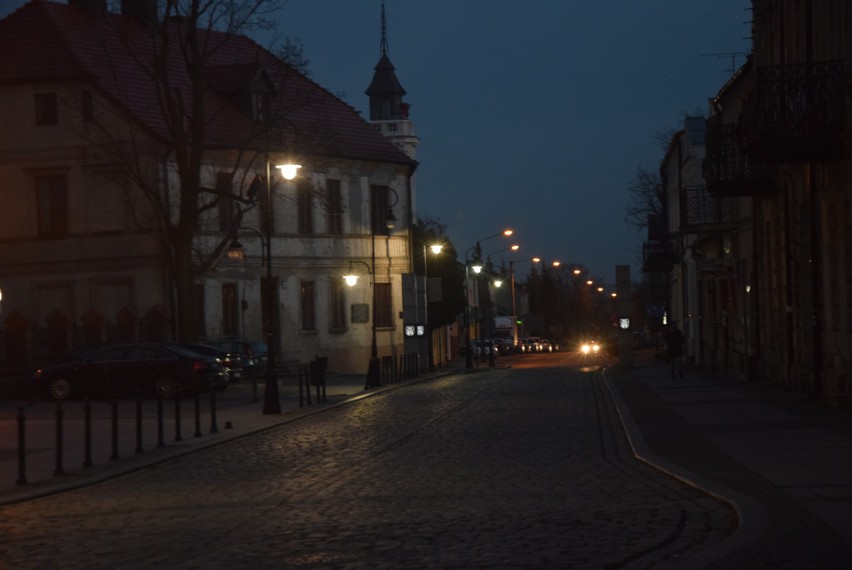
[0, 0, 416, 168]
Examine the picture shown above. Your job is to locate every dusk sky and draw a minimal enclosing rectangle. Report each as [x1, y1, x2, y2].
[0, 0, 753, 286]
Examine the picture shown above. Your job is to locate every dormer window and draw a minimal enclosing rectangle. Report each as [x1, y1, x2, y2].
[253, 91, 270, 125]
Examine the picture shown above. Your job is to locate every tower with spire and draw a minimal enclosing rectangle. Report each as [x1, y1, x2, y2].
[365, 1, 419, 159]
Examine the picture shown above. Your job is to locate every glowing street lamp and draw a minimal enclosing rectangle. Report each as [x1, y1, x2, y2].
[260, 160, 302, 415]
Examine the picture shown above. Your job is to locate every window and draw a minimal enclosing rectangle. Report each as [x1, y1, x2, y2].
[252, 91, 270, 125]
[217, 172, 234, 232]
[375, 282, 393, 328]
[370, 185, 390, 236]
[36, 174, 68, 237]
[329, 279, 346, 331]
[222, 283, 239, 337]
[297, 182, 312, 234]
[326, 179, 342, 234]
[35, 93, 58, 125]
[82, 90, 94, 122]
[300, 280, 316, 331]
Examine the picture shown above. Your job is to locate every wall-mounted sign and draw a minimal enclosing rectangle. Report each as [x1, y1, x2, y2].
[351, 303, 369, 323]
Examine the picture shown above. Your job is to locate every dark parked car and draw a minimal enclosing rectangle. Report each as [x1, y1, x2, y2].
[179, 343, 244, 384]
[205, 340, 268, 379]
[33, 342, 227, 400]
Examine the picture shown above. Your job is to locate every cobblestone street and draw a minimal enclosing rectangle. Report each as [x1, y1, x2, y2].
[0, 364, 735, 568]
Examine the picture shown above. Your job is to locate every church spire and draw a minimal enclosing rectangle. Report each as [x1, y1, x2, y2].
[366, 0, 407, 121]
[365, 1, 419, 159]
[380, 0, 389, 57]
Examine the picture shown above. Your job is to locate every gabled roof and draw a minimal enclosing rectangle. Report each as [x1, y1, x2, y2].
[0, 0, 416, 168]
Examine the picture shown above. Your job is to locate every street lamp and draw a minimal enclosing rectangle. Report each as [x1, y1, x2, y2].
[422, 242, 443, 371]
[363, 187, 399, 388]
[463, 231, 512, 369]
[260, 159, 301, 415]
[342, 260, 378, 388]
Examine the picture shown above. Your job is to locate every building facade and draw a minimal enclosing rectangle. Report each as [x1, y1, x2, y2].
[646, 0, 851, 402]
[0, 0, 418, 375]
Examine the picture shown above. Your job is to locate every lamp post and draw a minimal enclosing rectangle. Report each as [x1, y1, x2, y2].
[260, 160, 301, 415]
[463, 251, 484, 369]
[343, 260, 377, 388]
[463, 230, 511, 369]
[363, 187, 398, 389]
[422, 243, 443, 371]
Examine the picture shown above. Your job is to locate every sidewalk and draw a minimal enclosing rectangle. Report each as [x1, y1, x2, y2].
[0, 364, 468, 505]
[604, 354, 852, 566]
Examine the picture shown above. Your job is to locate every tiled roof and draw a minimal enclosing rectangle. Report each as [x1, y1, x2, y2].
[0, 0, 416, 167]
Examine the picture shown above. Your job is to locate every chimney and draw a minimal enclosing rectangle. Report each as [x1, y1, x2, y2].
[68, 0, 107, 16]
[121, 0, 158, 22]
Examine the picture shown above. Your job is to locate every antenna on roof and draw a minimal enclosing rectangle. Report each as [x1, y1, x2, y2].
[380, 1, 389, 57]
[699, 52, 748, 75]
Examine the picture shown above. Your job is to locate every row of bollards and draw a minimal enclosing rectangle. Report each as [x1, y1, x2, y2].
[15, 385, 221, 487]
[379, 354, 421, 385]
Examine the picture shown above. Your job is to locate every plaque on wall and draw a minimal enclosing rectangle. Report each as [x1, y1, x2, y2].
[351, 303, 370, 323]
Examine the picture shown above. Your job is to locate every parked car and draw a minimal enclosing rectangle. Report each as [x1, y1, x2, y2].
[33, 342, 227, 400]
[492, 337, 514, 355]
[527, 337, 544, 352]
[205, 340, 268, 379]
[179, 343, 244, 384]
[459, 339, 499, 358]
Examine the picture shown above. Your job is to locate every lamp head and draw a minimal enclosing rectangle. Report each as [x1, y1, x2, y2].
[343, 274, 359, 287]
[276, 163, 302, 180]
[385, 207, 397, 230]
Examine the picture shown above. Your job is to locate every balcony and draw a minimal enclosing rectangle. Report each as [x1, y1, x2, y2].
[642, 240, 678, 273]
[646, 213, 669, 242]
[681, 186, 739, 234]
[703, 121, 779, 197]
[740, 60, 846, 164]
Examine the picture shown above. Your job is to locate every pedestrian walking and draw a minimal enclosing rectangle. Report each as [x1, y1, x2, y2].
[665, 323, 685, 378]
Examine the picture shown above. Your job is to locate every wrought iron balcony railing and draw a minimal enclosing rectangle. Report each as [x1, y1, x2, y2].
[703, 120, 779, 197]
[740, 60, 846, 163]
[642, 240, 679, 273]
[681, 186, 739, 234]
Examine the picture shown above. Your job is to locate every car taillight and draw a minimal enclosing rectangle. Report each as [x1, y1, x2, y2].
[193, 360, 205, 371]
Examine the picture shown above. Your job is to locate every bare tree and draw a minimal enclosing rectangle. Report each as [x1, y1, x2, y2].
[76, 0, 286, 341]
[624, 166, 663, 232]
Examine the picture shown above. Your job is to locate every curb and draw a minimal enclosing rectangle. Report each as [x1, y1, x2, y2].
[601, 366, 768, 568]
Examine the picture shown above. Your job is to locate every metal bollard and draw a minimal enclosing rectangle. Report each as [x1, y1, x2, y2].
[209, 381, 218, 434]
[83, 399, 93, 467]
[174, 395, 182, 442]
[193, 385, 202, 438]
[111, 400, 119, 461]
[157, 395, 165, 448]
[16, 406, 27, 485]
[298, 366, 305, 408]
[135, 391, 144, 454]
[54, 401, 65, 476]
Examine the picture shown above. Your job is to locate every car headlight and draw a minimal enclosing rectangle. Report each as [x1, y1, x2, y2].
[581, 343, 591, 354]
